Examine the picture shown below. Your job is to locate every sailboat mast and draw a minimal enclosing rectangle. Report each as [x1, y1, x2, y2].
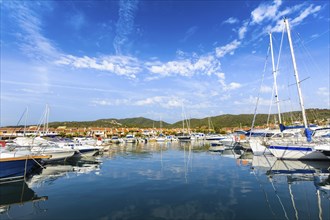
[284, 19, 308, 129]
[269, 32, 282, 125]
[24, 107, 28, 137]
[182, 104, 185, 133]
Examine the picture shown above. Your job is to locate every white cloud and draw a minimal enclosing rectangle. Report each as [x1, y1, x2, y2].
[92, 96, 183, 109]
[238, 22, 248, 40]
[291, 5, 321, 25]
[254, 2, 322, 33]
[234, 96, 271, 106]
[220, 94, 231, 101]
[223, 17, 239, 24]
[92, 99, 130, 106]
[251, 0, 282, 24]
[215, 72, 225, 80]
[92, 100, 112, 106]
[274, 4, 304, 21]
[55, 55, 141, 79]
[265, 19, 285, 33]
[260, 85, 273, 93]
[227, 82, 242, 90]
[135, 96, 182, 109]
[215, 40, 241, 58]
[215, 72, 241, 91]
[4, 2, 60, 60]
[113, 0, 139, 55]
[181, 26, 199, 42]
[316, 87, 329, 96]
[147, 54, 221, 78]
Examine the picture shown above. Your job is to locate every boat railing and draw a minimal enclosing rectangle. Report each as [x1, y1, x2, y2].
[266, 138, 328, 146]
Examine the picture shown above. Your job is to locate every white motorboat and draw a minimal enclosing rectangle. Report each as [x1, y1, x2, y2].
[124, 134, 137, 143]
[9, 137, 75, 162]
[49, 138, 101, 157]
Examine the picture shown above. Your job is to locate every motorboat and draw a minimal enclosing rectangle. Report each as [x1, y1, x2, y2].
[0, 149, 49, 181]
[124, 134, 137, 143]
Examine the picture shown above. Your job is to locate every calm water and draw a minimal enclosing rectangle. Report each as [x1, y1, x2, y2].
[1, 142, 329, 220]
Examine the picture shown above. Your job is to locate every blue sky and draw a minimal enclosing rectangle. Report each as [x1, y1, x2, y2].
[1, 0, 329, 126]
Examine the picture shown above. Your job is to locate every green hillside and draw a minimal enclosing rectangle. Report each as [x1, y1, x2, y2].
[48, 117, 170, 128]
[117, 117, 170, 128]
[43, 108, 330, 129]
[171, 108, 330, 130]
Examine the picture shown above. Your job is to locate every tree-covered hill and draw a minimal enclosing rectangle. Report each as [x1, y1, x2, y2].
[48, 117, 170, 128]
[17, 108, 329, 129]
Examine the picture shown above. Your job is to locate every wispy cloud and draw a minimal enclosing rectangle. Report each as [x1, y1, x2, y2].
[92, 99, 130, 106]
[92, 96, 183, 109]
[3, 2, 59, 60]
[234, 96, 272, 107]
[215, 40, 241, 58]
[260, 85, 273, 93]
[215, 73, 241, 91]
[250, 1, 322, 34]
[316, 87, 329, 97]
[251, 0, 282, 24]
[55, 55, 141, 79]
[146, 54, 221, 78]
[223, 17, 239, 25]
[217, 1, 322, 59]
[181, 26, 199, 42]
[265, 4, 322, 33]
[2, 80, 128, 95]
[291, 5, 321, 25]
[113, 0, 139, 55]
[238, 21, 249, 40]
[226, 82, 242, 90]
[135, 96, 182, 108]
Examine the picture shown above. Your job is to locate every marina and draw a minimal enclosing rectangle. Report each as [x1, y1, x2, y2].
[1, 141, 329, 219]
[1, 1, 329, 219]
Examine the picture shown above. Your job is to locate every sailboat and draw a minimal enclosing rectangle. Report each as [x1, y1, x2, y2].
[265, 18, 328, 160]
[10, 106, 76, 161]
[156, 117, 166, 142]
[177, 105, 191, 142]
[249, 32, 281, 156]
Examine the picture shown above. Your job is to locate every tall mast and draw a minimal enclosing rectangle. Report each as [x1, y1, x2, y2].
[269, 32, 282, 125]
[46, 105, 50, 134]
[182, 104, 185, 133]
[24, 107, 28, 137]
[284, 18, 308, 129]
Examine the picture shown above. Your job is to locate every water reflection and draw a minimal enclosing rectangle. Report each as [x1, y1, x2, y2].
[251, 156, 330, 220]
[1, 142, 329, 220]
[0, 180, 47, 216]
[27, 157, 102, 188]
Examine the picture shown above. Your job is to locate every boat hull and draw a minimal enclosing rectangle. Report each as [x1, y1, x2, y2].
[0, 158, 42, 179]
[315, 145, 330, 159]
[43, 150, 75, 161]
[77, 148, 99, 157]
[249, 139, 272, 155]
[177, 136, 191, 142]
[269, 145, 328, 160]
